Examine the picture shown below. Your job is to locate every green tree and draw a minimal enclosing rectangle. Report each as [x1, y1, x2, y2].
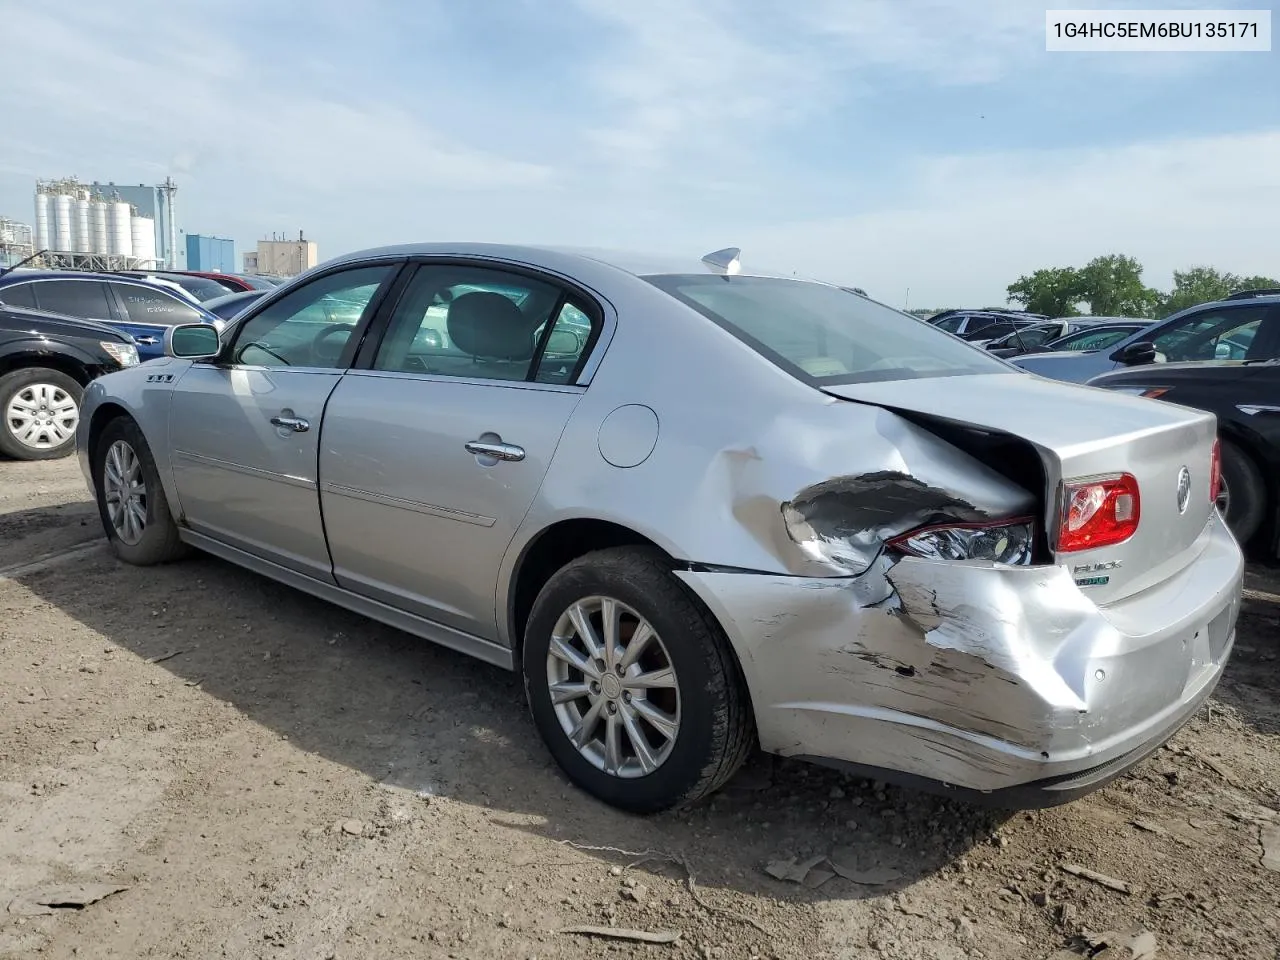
[1078, 254, 1161, 317]
[1006, 267, 1085, 317]
[1159, 267, 1280, 317]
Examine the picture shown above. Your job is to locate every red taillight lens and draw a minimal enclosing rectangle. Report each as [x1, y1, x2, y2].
[1058, 473, 1140, 552]
[1209, 439, 1222, 504]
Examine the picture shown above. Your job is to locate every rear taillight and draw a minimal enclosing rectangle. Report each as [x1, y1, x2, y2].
[887, 518, 1034, 565]
[1209, 439, 1222, 504]
[1057, 473, 1140, 553]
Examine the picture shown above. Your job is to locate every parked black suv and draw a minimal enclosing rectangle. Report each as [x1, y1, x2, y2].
[0, 303, 139, 460]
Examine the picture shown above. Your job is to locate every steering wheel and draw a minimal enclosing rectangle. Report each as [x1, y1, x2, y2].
[310, 323, 354, 366]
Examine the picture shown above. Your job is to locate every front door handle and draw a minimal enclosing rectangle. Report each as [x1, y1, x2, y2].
[135, 336, 159, 345]
[465, 439, 525, 462]
[270, 415, 310, 433]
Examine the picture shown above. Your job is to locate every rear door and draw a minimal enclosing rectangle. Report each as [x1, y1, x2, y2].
[319, 260, 597, 641]
[106, 281, 211, 359]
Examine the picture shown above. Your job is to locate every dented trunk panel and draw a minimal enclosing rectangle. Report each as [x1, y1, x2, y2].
[823, 374, 1218, 602]
[676, 512, 1242, 793]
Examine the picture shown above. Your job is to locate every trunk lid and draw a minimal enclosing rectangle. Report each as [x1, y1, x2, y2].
[824, 373, 1218, 604]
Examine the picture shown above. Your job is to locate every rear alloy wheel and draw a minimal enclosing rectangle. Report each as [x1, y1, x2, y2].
[1217, 439, 1265, 545]
[0, 368, 82, 460]
[523, 547, 754, 813]
[93, 417, 189, 565]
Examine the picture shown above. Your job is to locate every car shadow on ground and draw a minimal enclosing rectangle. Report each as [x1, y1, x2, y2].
[13, 523, 1275, 904]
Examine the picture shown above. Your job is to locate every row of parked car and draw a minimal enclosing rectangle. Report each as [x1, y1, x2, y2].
[0, 266, 286, 460]
[924, 292, 1280, 549]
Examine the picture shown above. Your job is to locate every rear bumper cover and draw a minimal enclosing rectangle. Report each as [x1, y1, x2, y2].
[676, 512, 1242, 803]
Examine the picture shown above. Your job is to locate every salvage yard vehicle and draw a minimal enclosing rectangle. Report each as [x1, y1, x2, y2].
[0, 271, 222, 362]
[76, 244, 1243, 814]
[1090, 358, 1280, 552]
[1, 301, 138, 460]
[1015, 291, 1280, 383]
[983, 318, 1148, 359]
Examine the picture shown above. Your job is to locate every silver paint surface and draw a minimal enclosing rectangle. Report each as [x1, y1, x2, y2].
[76, 242, 1245, 796]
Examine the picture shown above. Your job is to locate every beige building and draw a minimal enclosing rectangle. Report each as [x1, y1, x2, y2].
[246, 232, 318, 277]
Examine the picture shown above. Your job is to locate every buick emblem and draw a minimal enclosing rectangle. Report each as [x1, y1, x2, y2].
[1176, 466, 1192, 514]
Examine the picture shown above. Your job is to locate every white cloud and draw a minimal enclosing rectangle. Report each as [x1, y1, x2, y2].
[737, 129, 1280, 307]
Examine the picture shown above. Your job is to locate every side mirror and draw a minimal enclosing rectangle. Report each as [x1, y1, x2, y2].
[1113, 340, 1157, 365]
[165, 323, 221, 360]
[545, 328, 582, 356]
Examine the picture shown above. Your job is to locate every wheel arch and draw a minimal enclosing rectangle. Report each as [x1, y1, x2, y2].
[0, 347, 94, 386]
[1218, 421, 1279, 551]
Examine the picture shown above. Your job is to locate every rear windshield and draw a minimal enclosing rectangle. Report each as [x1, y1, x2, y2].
[644, 275, 1010, 385]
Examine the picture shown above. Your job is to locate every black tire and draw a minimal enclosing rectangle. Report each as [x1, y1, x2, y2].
[1219, 439, 1266, 545]
[92, 416, 189, 565]
[0, 367, 83, 461]
[522, 547, 754, 814]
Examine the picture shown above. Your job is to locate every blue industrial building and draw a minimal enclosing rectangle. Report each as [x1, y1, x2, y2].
[186, 234, 235, 272]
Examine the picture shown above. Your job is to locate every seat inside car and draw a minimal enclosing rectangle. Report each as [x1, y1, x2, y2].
[444, 291, 538, 380]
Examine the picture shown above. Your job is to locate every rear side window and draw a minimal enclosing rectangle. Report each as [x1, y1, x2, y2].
[645, 275, 1009, 385]
[0, 283, 37, 308]
[32, 280, 114, 319]
[112, 284, 206, 325]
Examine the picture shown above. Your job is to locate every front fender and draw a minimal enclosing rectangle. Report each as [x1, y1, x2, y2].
[76, 359, 194, 519]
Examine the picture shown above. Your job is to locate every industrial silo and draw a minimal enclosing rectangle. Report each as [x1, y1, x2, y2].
[33, 188, 49, 252]
[131, 215, 156, 266]
[73, 192, 91, 252]
[108, 201, 133, 257]
[52, 192, 73, 252]
[90, 196, 108, 255]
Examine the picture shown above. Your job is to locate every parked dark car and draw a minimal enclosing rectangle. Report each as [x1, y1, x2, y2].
[0, 302, 138, 460]
[1016, 291, 1280, 383]
[1089, 359, 1280, 551]
[0, 271, 220, 361]
[985, 317, 1149, 358]
[205, 290, 269, 321]
[928, 309, 1050, 342]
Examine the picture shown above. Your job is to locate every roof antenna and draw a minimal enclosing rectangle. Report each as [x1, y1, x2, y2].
[701, 247, 741, 276]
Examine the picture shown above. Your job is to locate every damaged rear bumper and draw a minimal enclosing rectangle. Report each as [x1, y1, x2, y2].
[675, 512, 1243, 806]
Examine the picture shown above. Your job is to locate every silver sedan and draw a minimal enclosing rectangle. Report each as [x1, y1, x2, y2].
[76, 244, 1243, 813]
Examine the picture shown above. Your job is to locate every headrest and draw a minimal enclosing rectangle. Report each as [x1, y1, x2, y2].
[446, 292, 533, 360]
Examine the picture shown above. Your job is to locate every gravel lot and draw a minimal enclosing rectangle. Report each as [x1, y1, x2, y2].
[2, 456, 1277, 960]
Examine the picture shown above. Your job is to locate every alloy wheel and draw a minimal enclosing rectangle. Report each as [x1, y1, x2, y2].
[103, 440, 147, 545]
[5, 382, 78, 450]
[545, 596, 682, 779]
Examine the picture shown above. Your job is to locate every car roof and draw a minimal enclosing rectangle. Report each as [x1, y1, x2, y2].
[318, 242, 839, 286]
[0, 269, 176, 284]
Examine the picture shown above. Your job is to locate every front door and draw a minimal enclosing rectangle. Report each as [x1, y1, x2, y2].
[320, 262, 598, 640]
[168, 263, 401, 580]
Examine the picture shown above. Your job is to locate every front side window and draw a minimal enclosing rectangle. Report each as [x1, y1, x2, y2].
[932, 316, 963, 333]
[112, 284, 206, 325]
[1150, 306, 1270, 362]
[230, 265, 395, 368]
[373, 265, 587, 383]
[32, 280, 114, 319]
[645, 275, 1009, 385]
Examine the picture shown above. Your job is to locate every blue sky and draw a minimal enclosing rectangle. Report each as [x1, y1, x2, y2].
[0, 0, 1276, 306]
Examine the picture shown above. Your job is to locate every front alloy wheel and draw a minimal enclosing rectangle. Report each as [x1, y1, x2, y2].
[546, 597, 681, 778]
[102, 439, 148, 545]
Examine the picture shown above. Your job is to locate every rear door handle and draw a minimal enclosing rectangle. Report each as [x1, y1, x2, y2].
[270, 415, 310, 433]
[465, 440, 525, 462]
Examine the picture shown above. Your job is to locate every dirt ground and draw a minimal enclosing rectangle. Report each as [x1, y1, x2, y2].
[1, 456, 1277, 960]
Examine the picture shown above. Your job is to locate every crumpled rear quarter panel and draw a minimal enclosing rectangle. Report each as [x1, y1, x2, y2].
[675, 512, 1241, 793]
